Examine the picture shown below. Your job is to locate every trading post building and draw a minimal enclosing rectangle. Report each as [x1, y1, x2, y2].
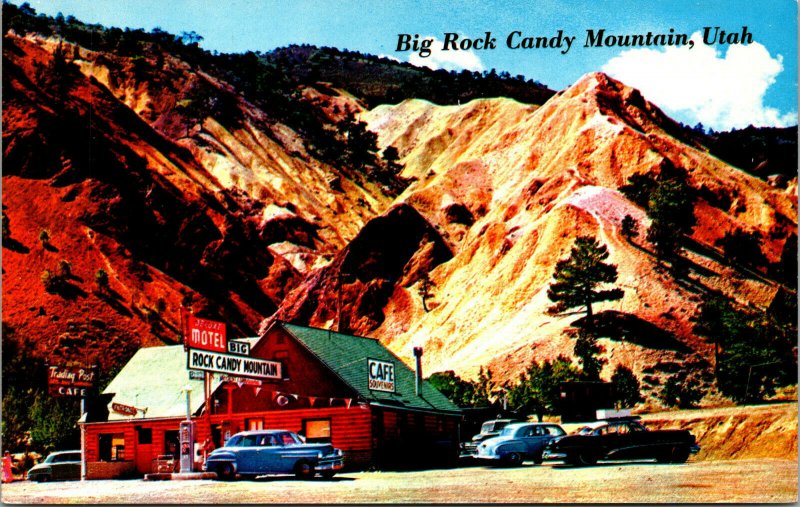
[79, 321, 462, 479]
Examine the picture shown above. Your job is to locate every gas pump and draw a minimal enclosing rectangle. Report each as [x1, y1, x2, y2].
[179, 421, 195, 473]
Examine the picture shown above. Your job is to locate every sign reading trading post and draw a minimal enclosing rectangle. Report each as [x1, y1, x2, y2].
[48, 364, 96, 398]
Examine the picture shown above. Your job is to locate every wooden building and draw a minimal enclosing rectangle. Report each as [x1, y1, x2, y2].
[80, 321, 462, 478]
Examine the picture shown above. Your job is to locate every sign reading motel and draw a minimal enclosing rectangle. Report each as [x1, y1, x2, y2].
[186, 315, 227, 353]
[187, 348, 281, 380]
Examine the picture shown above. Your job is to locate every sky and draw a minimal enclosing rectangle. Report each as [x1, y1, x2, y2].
[18, 0, 799, 131]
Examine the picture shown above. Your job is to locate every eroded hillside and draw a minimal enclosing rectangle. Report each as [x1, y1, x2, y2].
[344, 73, 795, 393]
[1, 32, 393, 370]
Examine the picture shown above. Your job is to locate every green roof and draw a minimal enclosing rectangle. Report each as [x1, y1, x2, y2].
[102, 345, 222, 421]
[277, 322, 460, 414]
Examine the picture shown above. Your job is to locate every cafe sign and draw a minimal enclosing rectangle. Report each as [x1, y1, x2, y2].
[47, 364, 96, 398]
[367, 358, 395, 392]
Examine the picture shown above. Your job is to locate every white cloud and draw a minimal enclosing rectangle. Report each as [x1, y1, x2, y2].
[601, 32, 797, 130]
[408, 36, 484, 73]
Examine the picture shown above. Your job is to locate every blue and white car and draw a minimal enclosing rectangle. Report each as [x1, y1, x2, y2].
[203, 430, 344, 480]
[475, 422, 566, 466]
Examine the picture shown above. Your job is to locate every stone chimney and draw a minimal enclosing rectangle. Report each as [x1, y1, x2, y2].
[413, 347, 423, 396]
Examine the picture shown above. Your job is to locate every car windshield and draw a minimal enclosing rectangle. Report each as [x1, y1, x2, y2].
[576, 425, 599, 435]
[499, 426, 517, 436]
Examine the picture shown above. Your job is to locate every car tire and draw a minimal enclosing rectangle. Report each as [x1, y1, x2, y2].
[35, 475, 49, 483]
[577, 452, 597, 466]
[670, 447, 690, 463]
[320, 470, 336, 480]
[504, 452, 523, 467]
[533, 453, 544, 465]
[294, 460, 315, 480]
[216, 463, 236, 481]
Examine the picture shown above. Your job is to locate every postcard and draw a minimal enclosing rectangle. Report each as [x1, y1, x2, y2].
[2, 0, 797, 503]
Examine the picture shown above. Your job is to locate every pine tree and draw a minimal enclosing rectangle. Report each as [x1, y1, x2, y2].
[574, 328, 606, 380]
[611, 365, 643, 408]
[620, 215, 639, 242]
[547, 236, 624, 327]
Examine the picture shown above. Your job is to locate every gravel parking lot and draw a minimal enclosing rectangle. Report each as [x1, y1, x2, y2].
[1, 458, 796, 504]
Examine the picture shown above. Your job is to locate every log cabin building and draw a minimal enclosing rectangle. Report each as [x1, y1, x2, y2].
[79, 321, 462, 479]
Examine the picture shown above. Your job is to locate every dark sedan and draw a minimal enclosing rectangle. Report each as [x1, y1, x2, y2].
[26, 450, 81, 482]
[542, 417, 700, 466]
[204, 430, 344, 480]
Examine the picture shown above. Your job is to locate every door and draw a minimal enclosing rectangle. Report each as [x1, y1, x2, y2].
[233, 434, 261, 474]
[135, 427, 153, 475]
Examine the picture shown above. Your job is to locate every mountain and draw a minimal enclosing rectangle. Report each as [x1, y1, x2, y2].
[278, 73, 797, 395]
[1, 29, 391, 371]
[2, 6, 796, 408]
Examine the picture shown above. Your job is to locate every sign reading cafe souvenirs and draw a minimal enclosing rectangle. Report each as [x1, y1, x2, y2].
[186, 315, 227, 353]
[47, 364, 96, 397]
[368, 358, 395, 392]
[188, 349, 281, 380]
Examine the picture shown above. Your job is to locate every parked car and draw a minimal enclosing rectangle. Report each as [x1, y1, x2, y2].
[475, 422, 566, 466]
[26, 450, 81, 482]
[461, 418, 520, 457]
[542, 417, 700, 466]
[203, 430, 344, 480]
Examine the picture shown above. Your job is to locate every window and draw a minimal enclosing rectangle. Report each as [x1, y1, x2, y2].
[274, 350, 290, 379]
[246, 418, 263, 431]
[303, 419, 332, 443]
[257, 434, 278, 446]
[164, 430, 179, 457]
[279, 432, 299, 445]
[239, 435, 258, 447]
[136, 427, 152, 445]
[98, 433, 125, 461]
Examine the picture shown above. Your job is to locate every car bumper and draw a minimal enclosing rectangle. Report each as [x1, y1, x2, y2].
[542, 450, 567, 460]
[316, 456, 345, 471]
[690, 444, 701, 455]
[459, 443, 478, 458]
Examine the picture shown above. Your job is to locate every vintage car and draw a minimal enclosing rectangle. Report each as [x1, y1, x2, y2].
[475, 422, 566, 466]
[26, 450, 81, 482]
[461, 418, 520, 457]
[542, 417, 700, 466]
[203, 430, 344, 480]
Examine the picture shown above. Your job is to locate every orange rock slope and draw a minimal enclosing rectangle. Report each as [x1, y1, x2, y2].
[354, 72, 795, 390]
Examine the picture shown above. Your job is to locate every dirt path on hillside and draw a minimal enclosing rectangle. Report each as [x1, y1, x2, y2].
[641, 402, 797, 461]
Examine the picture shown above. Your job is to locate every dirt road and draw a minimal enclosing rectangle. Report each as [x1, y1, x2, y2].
[1, 458, 796, 504]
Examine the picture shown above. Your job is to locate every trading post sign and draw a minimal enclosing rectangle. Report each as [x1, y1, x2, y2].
[48, 364, 96, 397]
[186, 316, 227, 353]
[187, 348, 281, 380]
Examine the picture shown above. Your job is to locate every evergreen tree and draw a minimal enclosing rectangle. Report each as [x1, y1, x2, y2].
[645, 176, 696, 262]
[610, 365, 643, 408]
[473, 366, 496, 407]
[620, 215, 639, 242]
[547, 236, 624, 327]
[692, 291, 796, 402]
[95, 268, 110, 293]
[573, 328, 606, 380]
[506, 355, 582, 420]
[715, 228, 767, 269]
[661, 375, 702, 408]
[426, 371, 478, 408]
[417, 271, 435, 312]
